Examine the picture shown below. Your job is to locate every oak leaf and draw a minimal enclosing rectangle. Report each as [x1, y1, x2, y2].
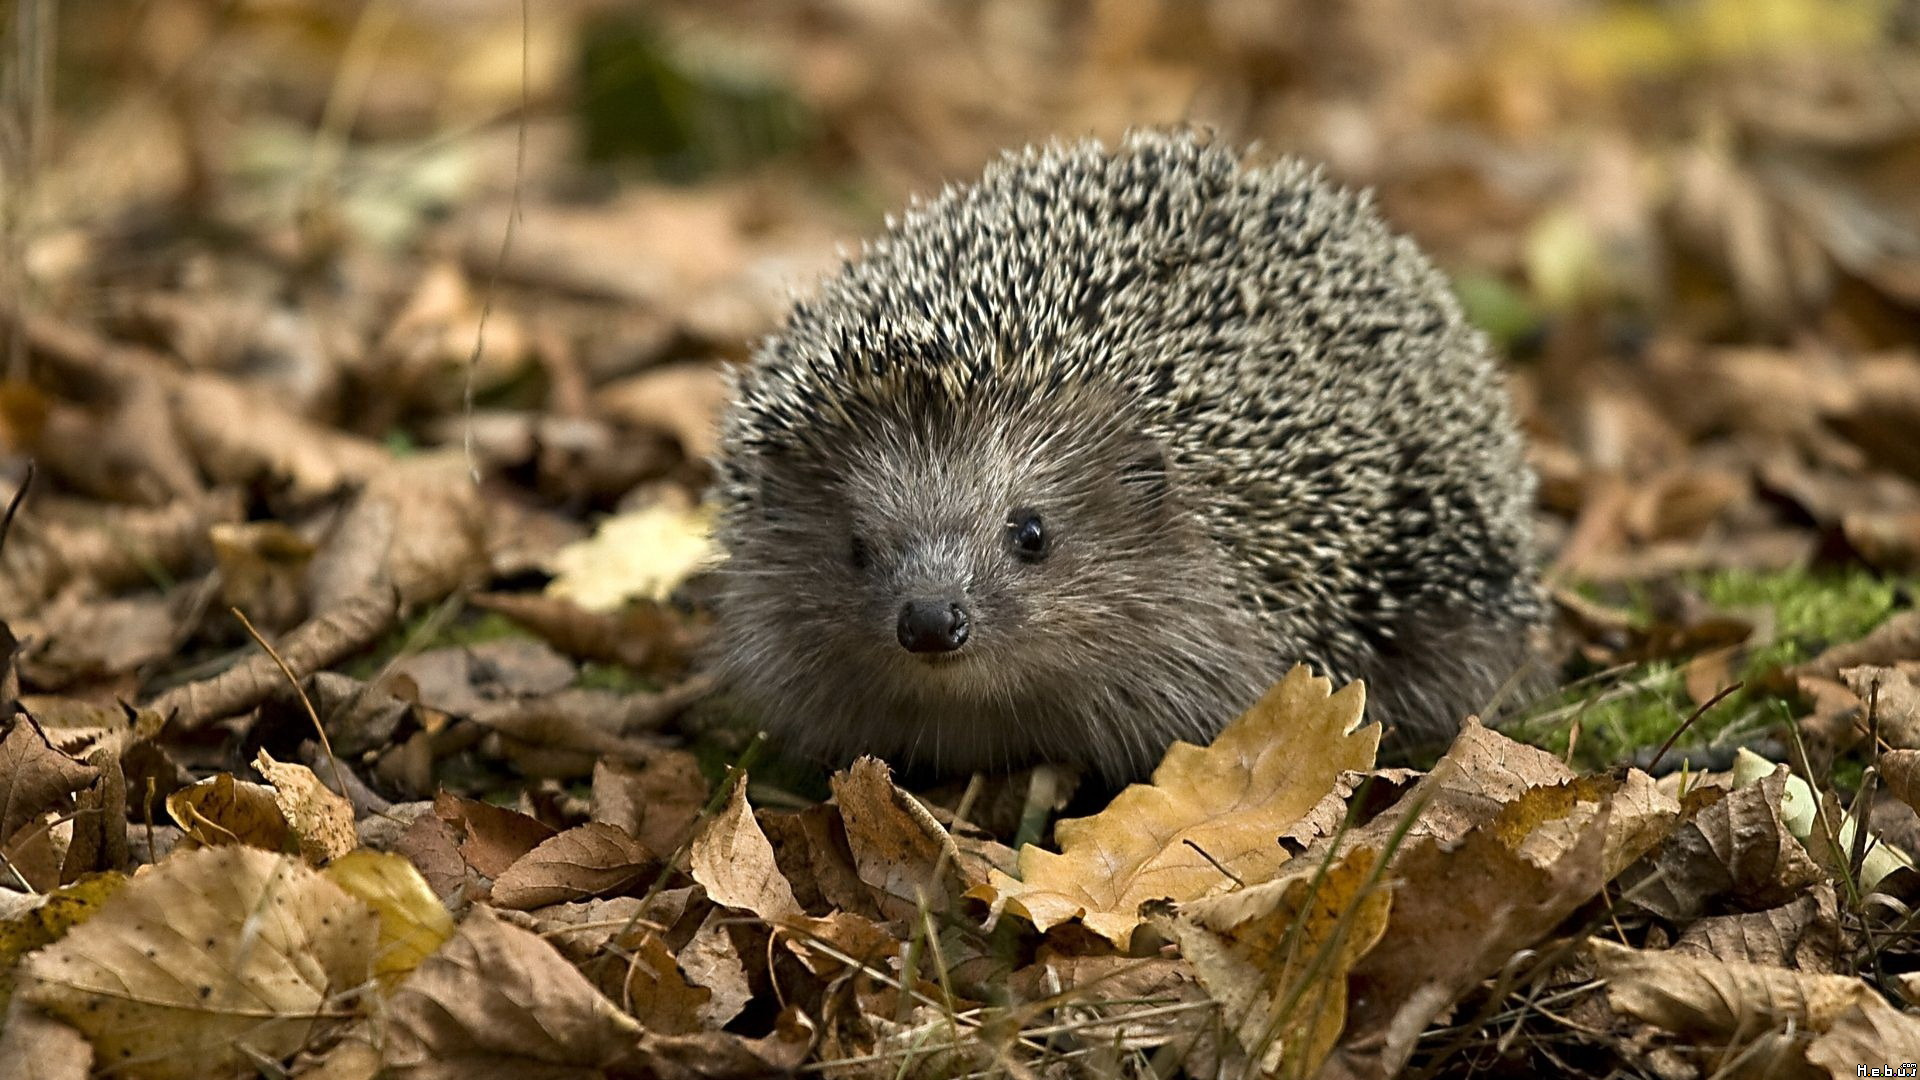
[977, 666, 1378, 947]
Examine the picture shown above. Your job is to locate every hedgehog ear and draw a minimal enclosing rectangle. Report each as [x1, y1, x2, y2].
[1119, 436, 1173, 511]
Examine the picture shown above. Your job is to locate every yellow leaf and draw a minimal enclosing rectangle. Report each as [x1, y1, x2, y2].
[21, 847, 377, 1080]
[324, 851, 455, 989]
[978, 666, 1378, 948]
[546, 499, 717, 612]
[0, 872, 126, 1015]
[166, 772, 293, 853]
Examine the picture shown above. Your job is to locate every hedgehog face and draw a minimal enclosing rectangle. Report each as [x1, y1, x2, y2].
[804, 394, 1179, 689]
[711, 381, 1267, 775]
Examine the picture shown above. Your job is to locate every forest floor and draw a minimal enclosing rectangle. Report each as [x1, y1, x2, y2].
[4, 2, 1920, 1078]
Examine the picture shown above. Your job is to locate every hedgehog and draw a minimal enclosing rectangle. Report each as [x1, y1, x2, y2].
[711, 129, 1542, 782]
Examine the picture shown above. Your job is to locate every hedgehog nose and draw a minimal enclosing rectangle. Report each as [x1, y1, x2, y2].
[898, 600, 970, 653]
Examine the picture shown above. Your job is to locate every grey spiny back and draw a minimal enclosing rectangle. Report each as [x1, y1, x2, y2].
[713, 129, 1542, 781]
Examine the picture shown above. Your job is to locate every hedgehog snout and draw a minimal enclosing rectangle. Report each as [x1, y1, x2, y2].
[897, 599, 970, 653]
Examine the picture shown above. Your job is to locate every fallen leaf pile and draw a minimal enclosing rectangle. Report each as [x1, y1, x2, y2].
[5, 0, 1920, 1076]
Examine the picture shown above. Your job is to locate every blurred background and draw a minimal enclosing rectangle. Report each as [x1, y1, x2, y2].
[4, 0, 1920, 768]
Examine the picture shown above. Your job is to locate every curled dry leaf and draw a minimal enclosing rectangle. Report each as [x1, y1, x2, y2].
[305, 454, 490, 610]
[1334, 783, 1613, 1080]
[148, 585, 401, 731]
[166, 772, 293, 853]
[1804, 1002, 1920, 1078]
[1592, 937, 1883, 1041]
[616, 931, 711, 1036]
[20, 846, 378, 1080]
[256, 750, 357, 864]
[1618, 765, 1824, 922]
[322, 851, 455, 989]
[688, 772, 802, 922]
[591, 752, 709, 857]
[488, 821, 658, 910]
[1163, 844, 1390, 1077]
[979, 666, 1379, 948]
[431, 790, 556, 880]
[0, 715, 96, 847]
[471, 591, 703, 676]
[383, 906, 644, 1079]
[831, 756, 1004, 919]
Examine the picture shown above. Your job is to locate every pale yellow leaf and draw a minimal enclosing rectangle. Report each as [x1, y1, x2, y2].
[20, 847, 377, 1080]
[978, 666, 1378, 948]
[546, 499, 716, 612]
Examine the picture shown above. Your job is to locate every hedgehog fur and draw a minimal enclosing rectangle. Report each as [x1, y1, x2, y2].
[712, 129, 1542, 782]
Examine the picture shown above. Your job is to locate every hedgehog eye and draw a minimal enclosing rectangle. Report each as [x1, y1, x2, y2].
[1006, 509, 1047, 562]
[849, 534, 872, 570]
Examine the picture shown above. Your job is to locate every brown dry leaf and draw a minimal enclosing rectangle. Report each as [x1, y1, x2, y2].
[150, 586, 401, 731]
[1624, 466, 1748, 542]
[20, 847, 378, 1080]
[831, 756, 997, 919]
[1791, 610, 1920, 683]
[383, 906, 645, 1078]
[209, 520, 314, 633]
[688, 772, 802, 921]
[1333, 784, 1613, 1079]
[489, 822, 658, 910]
[256, 750, 357, 864]
[759, 803, 879, 918]
[1593, 937, 1883, 1041]
[471, 591, 702, 676]
[395, 811, 476, 904]
[469, 684, 706, 780]
[780, 909, 900, 978]
[1619, 766, 1825, 922]
[1843, 665, 1920, 749]
[15, 590, 178, 689]
[979, 666, 1378, 948]
[1005, 955, 1212, 1054]
[617, 931, 710, 1036]
[432, 790, 556, 879]
[322, 851, 455, 989]
[1842, 509, 1920, 573]
[591, 753, 708, 857]
[1805, 1002, 1920, 1077]
[1672, 887, 1844, 973]
[1882, 749, 1920, 813]
[60, 743, 128, 884]
[0, 715, 96, 848]
[390, 639, 577, 718]
[679, 909, 753, 1030]
[166, 772, 293, 853]
[1164, 845, 1390, 1077]
[306, 454, 490, 610]
[593, 361, 731, 463]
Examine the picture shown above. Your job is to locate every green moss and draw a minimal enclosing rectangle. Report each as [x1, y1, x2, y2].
[1699, 566, 1906, 667]
[1522, 567, 1913, 769]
